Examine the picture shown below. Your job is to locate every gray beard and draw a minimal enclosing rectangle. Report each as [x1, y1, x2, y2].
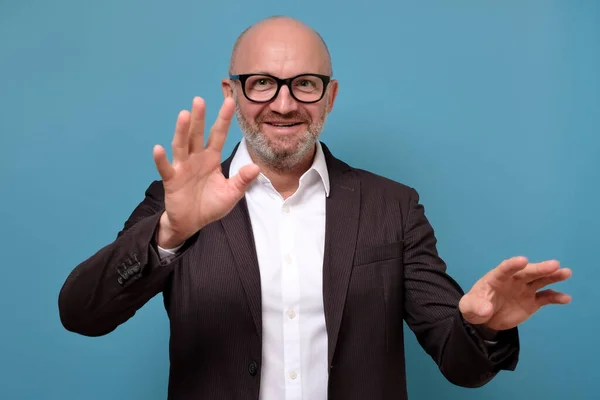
[233, 91, 328, 173]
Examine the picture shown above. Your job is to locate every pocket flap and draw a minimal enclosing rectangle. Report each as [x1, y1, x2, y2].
[354, 241, 403, 266]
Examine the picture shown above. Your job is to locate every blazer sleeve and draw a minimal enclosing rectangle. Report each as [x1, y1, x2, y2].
[401, 187, 520, 388]
[58, 180, 184, 337]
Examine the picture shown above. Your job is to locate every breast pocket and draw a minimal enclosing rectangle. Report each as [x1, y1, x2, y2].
[353, 241, 404, 267]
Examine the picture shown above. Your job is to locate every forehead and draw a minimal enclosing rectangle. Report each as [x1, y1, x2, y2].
[235, 25, 330, 77]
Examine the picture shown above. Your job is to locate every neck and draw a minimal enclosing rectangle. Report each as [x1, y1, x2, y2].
[247, 145, 316, 199]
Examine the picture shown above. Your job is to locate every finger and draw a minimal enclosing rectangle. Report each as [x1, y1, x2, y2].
[188, 97, 206, 153]
[529, 268, 572, 291]
[172, 110, 191, 162]
[536, 289, 572, 307]
[153, 145, 175, 181]
[228, 163, 261, 196]
[514, 260, 560, 283]
[206, 97, 235, 151]
[490, 256, 529, 282]
[458, 294, 494, 325]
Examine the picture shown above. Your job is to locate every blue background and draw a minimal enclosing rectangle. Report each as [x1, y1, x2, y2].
[1, 1, 598, 399]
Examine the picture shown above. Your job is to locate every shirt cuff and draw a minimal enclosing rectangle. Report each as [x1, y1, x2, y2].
[157, 242, 184, 259]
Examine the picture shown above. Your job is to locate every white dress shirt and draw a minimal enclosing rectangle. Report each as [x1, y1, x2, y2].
[159, 138, 330, 400]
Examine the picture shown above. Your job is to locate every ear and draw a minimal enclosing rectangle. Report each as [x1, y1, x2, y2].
[221, 78, 233, 98]
[326, 79, 339, 113]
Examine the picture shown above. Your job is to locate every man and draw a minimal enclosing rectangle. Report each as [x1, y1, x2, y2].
[58, 16, 572, 400]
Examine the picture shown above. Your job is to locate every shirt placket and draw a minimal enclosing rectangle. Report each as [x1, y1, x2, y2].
[279, 198, 302, 400]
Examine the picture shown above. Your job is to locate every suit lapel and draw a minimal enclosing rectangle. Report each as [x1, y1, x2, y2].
[321, 144, 361, 367]
[220, 200, 263, 340]
[219, 145, 262, 339]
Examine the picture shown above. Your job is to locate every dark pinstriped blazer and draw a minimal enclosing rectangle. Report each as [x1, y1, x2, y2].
[58, 142, 519, 400]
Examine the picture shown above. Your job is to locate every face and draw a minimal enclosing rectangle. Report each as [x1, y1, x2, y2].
[223, 21, 338, 171]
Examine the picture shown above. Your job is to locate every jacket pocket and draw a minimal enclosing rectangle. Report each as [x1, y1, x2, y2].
[353, 241, 403, 267]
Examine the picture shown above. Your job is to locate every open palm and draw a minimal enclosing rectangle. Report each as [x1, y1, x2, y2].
[459, 256, 572, 331]
[153, 96, 260, 248]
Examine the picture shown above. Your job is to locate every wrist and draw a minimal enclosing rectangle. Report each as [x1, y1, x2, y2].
[157, 212, 186, 249]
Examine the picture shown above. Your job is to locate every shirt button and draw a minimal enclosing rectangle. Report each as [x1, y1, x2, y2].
[287, 309, 296, 319]
[289, 371, 298, 380]
[284, 254, 292, 264]
[282, 204, 290, 213]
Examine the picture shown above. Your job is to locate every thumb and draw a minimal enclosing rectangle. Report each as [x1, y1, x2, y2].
[459, 294, 494, 325]
[229, 163, 261, 194]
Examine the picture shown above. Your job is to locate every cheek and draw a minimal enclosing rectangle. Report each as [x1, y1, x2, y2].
[238, 103, 264, 122]
[306, 104, 328, 121]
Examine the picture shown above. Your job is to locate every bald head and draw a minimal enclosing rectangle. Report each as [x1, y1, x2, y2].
[228, 16, 333, 76]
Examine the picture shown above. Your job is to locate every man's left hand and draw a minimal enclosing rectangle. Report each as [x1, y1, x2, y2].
[459, 256, 572, 331]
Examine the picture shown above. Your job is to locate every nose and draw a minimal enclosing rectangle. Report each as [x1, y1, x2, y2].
[269, 85, 299, 114]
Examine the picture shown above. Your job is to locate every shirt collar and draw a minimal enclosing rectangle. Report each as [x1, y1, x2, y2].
[228, 137, 330, 197]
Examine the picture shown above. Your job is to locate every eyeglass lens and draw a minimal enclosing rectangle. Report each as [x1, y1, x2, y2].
[244, 75, 324, 102]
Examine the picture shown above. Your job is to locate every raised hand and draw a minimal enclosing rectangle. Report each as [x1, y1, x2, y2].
[458, 256, 572, 331]
[152, 96, 260, 248]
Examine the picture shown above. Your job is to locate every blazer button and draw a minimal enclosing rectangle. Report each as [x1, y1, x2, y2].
[248, 361, 258, 376]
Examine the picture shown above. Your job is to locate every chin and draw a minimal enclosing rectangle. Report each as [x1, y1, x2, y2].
[272, 132, 316, 151]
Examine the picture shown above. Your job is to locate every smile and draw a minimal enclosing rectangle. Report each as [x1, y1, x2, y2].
[265, 122, 303, 127]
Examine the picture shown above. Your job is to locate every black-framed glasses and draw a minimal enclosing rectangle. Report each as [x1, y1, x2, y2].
[229, 73, 331, 104]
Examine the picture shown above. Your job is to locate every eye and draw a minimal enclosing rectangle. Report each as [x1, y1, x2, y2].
[297, 79, 314, 87]
[293, 77, 321, 93]
[248, 76, 276, 92]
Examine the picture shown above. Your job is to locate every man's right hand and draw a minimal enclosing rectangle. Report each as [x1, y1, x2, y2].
[152, 96, 260, 248]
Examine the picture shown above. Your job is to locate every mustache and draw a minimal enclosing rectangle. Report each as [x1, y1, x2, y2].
[256, 111, 310, 123]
